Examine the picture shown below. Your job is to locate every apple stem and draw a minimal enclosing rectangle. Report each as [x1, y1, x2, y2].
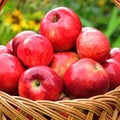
[52, 14, 60, 23]
[34, 80, 40, 87]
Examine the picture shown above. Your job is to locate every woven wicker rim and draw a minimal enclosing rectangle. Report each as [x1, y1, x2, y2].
[0, 1, 120, 120]
[0, 86, 120, 120]
[113, 0, 120, 8]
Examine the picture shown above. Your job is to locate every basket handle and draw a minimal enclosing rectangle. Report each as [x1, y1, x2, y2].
[0, 0, 7, 11]
[113, 0, 120, 8]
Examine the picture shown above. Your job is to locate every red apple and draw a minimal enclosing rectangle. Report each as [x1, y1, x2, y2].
[0, 53, 25, 95]
[109, 47, 120, 63]
[18, 66, 63, 101]
[82, 27, 97, 32]
[40, 7, 82, 51]
[17, 34, 53, 68]
[6, 39, 14, 54]
[63, 58, 110, 99]
[0, 45, 11, 54]
[103, 58, 120, 90]
[49, 51, 79, 79]
[58, 92, 71, 101]
[76, 27, 110, 63]
[12, 30, 36, 56]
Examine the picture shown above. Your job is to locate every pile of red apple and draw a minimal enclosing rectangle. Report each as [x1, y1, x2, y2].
[1, 7, 120, 101]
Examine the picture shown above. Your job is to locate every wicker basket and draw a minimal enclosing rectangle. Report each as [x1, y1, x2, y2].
[0, 0, 7, 10]
[0, 1, 120, 120]
[113, 0, 120, 8]
[0, 86, 120, 120]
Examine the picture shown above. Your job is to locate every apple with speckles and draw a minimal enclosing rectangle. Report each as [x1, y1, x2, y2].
[18, 66, 63, 101]
[103, 58, 120, 90]
[0, 53, 25, 95]
[40, 7, 82, 51]
[64, 58, 110, 99]
[109, 47, 120, 63]
[17, 34, 54, 68]
[12, 30, 36, 56]
[49, 51, 79, 79]
[0, 45, 11, 54]
[76, 27, 110, 63]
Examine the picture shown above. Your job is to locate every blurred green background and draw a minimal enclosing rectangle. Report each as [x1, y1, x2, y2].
[0, 0, 120, 47]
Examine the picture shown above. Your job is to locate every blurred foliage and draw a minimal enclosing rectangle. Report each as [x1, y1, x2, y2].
[0, 0, 120, 47]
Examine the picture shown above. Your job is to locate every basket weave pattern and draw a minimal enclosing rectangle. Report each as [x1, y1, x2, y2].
[113, 0, 120, 8]
[0, 86, 120, 120]
[0, 1, 120, 120]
